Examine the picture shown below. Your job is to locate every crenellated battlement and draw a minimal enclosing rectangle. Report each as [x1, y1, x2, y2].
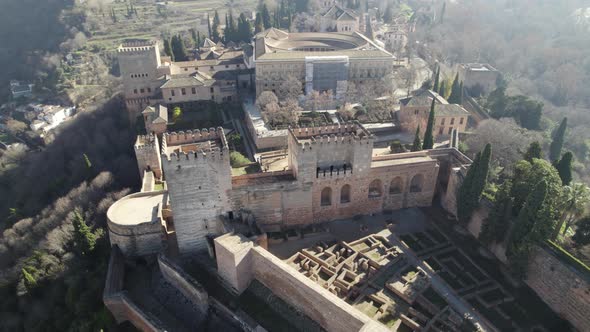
[161, 147, 229, 166]
[291, 123, 361, 138]
[163, 127, 227, 149]
[118, 40, 158, 54]
[135, 134, 158, 151]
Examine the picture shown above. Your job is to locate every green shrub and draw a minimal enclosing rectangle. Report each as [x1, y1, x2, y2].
[230, 151, 250, 168]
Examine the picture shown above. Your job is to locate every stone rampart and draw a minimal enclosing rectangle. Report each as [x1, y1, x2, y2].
[526, 245, 590, 332]
[157, 254, 209, 316]
[214, 234, 388, 331]
[103, 246, 164, 331]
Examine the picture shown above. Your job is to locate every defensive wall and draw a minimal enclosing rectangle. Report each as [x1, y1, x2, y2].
[466, 201, 590, 331]
[103, 246, 164, 331]
[214, 233, 389, 332]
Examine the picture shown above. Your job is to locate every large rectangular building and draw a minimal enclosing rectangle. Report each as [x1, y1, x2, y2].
[253, 28, 396, 100]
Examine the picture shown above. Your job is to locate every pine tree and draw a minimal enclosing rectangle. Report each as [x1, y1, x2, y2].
[412, 126, 422, 151]
[524, 141, 543, 161]
[255, 12, 264, 34]
[163, 38, 174, 61]
[432, 66, 440, 92]
[262, 4, 272, 29]
[549, 117, 567, 162]
[448, 73, 461, 103]
[555, 151, 573, 186]
[422, 99, 436, 149]
[457, 144, 492, 224]
[72, 210, 96, 256]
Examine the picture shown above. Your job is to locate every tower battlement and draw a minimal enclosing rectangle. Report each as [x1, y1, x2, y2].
[117, 40, 158, 54]
[289, 122, 373, 151]
[163, 127, 227, 148]
[135, 134, 158, 151]
[162, 147, 228, 164]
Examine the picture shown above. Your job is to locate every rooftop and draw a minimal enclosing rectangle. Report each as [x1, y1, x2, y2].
[107, 191, 167, 226]
[255, 29, 393, 61]
[160, 72, 213, 89]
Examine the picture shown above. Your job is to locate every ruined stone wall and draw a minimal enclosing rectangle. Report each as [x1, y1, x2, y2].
[526, 246, 590, 332]
[163, 150, 232, 253]
[157, 255, 209, 316]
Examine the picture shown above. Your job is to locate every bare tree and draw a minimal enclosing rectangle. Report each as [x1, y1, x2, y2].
[281, 75, 303, 100]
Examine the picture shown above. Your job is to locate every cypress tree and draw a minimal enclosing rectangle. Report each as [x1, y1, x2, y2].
[163, 38, 174, 61]
[555, 151, 573, 186]
[207, 13, 212, 38]
[458, 81, 464, 103]
[457, 144, 492, 224]
[190, 28, 198, 45]
[412, 126, 422, 151]
[439, 80, 447, 98]
[549, 117, 567, 162]
[422, 99, 436, 149]
[448, 73, 461, 103]
[171, 35, 188, 61]
[237, 13, 253, 42]
[524, 141, 543, 161]
[479, 181, 513, 245]
[254, 13, 264, 34]
[432, 66, 440, 93]
[262, 4, 272, 29]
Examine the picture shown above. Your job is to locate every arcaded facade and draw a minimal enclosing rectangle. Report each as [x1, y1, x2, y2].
[109, 122, 470, 256]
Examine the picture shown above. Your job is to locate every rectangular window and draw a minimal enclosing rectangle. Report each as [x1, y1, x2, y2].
[181, 88, 186, 95]
[140, 88, 145, 93]
[210, 87, 214, 93]
[236, 64, 240, 68]
[225, 65, 229, 68]
[439, 127, 444, 135]
[210, 66, 214, 70]
[184, 68, 188, 71]
[171, 89, 175, 96]
[227, 96, 232, 101]
[440, 118, 445, 125]
[133, 89, 138, 94]
[211, 95, 214, 100]
[147, 87, 151, 93]
[414, 110, 418, 115]
[450, 118, 455, 125]
[460, 117, 464, 124]
[191, 87, 196, 94]
[448, 127, 453, 135]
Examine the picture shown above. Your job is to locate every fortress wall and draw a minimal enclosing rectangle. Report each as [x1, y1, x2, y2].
[250, 246, 389, 332]
[157, 254, 209, 316]
[103, 246, 164, 331]
[135, 135, 162, 180]
[163, 151, 232, 253]
[526, 246, 590, 332]
[108, 221, 163, 257]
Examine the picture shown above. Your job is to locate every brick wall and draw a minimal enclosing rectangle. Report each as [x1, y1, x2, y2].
[526, 246, 590, 332]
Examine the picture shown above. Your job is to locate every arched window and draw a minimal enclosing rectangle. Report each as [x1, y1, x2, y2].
[321, 187, 332, 206]
[410, 174, 424, 193]
[340, 184, 351, 203]
[368, 180, 383, 198]
[390, 177, 403, 194]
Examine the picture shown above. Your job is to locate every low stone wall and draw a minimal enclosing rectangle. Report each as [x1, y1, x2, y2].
[526, 246, 590, 332]
[157, 254, 209, 316]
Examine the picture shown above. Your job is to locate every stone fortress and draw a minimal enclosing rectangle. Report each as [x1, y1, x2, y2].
[109, 123, 470, 256]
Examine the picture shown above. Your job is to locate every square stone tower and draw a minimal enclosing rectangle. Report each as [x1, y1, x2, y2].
[117, 40, 162, 117]
[161, 128, 232, 254]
